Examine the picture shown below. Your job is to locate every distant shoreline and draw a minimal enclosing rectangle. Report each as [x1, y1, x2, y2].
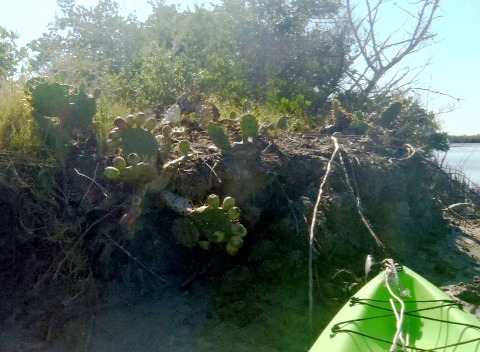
[448, 135, 480, 144]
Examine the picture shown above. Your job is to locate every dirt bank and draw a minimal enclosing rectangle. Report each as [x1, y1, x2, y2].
[0, 129, 479, 351]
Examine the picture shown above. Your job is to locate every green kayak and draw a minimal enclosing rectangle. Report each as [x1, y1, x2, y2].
[310, 265, 480, 351]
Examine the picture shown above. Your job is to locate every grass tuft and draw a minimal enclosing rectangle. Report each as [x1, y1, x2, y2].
[0, 80, 39, 151]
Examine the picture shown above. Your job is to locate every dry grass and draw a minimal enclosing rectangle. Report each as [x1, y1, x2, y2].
[93, 97, 130, 149]
[0, 80, 40, 151]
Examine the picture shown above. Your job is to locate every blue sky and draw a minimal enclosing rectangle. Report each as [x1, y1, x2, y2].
[1, 0, 478, 135]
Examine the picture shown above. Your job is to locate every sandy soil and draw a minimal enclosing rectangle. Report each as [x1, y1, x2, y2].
[440, 217, 480, 318]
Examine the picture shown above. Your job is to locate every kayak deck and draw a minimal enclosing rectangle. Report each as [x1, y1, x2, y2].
[310, 266, 480, 351]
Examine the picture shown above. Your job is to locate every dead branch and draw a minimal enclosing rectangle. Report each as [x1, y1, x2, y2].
[74, 165, 108, 203]
[410, 87, 464, 102]
[345, 0, 440, 94]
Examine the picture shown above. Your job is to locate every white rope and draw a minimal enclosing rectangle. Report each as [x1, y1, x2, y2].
[384, 259, 407, 352]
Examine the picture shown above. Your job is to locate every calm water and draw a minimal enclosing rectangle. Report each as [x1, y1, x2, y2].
[437, 143, 480, 186]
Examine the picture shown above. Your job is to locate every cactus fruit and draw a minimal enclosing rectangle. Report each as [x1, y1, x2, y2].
[108, 128, 123, 140]
[162, 125, 173, 136]
[222, 196, 235, 210]
[127, 153, 140, 166]
[190, 195, 247, 254]
[191, 206, 233, 236]
[105, 113, 160, 184]
[104, 166, 121, 180]
[112, 156, 127, 170]
[135, 112, 147, 127]
[227, 206, 241, 220]
[225, 241, 239, 255]
[231, 223, 247, 237]
[229, 235, 243, 248]
[121, 162, 157, 184]
[114, 117, 128, 131]
[126, 114, 135, 127]
[145, 117, 158, 131]
[208, 122, 231, 152]
[240, 114, 259, 139]
[106, 139, 121, 149]
[167, 193, 247, 255]
[212, 231, 225, 243]
[207, 194, 220, 209]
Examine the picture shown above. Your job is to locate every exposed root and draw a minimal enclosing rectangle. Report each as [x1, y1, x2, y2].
[339, 151, 385, 249]
[308, 136, 340, 325]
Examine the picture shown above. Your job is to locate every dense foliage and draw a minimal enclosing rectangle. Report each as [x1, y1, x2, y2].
[0, 26, 27, 79]
[0, 0, 450, 153]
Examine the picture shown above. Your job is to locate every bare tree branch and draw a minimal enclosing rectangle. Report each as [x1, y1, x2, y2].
[410, 87, 465, 102]
[344, 0, 440, 94]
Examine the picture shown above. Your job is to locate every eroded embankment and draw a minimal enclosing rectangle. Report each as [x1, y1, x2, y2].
[0, 133, 478, 351]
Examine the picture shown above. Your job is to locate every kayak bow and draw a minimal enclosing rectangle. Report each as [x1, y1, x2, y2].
[310, 265, 480, 351]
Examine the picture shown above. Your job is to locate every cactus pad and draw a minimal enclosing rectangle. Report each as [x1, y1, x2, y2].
[207, 122, 231, 151]
[240, 114, 259, 139]
[121, 127, 159, 161]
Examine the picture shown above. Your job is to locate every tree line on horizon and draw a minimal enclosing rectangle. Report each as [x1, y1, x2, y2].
[448, 134, 480, 143]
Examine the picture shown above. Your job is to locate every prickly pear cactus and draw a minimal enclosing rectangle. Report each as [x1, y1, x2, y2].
[122, 128, 159, 161]
[104, 153, 157, 184]
[189, 194, 247, 255]
[107, 113, 159, 162]
[26, 78, 98, 132]
[240, 114, 259, 140]
[26, 79, 70, 117]
[104, 113, 160, 185]
[207, 122, 231, 152]
[65, 89, 97, 130]
[159, 192, 247, 255]
[25, 78, 100, 155]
